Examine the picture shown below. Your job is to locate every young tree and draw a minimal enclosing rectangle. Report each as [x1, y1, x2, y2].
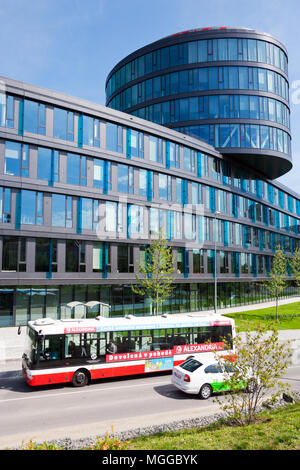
[213, 323, 293, 426]
[263, 245, 287, 321]
[290, 246, 300, 291]
[131, 229, 175, 316]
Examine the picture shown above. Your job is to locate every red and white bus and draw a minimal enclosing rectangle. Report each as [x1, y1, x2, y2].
[22, 313, 235, 387]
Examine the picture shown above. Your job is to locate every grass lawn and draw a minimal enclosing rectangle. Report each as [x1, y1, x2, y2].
[223, 301, 300, 331]
[129, 402, 300, 450]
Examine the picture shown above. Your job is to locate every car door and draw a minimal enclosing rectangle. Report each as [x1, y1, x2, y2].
[203, 363, 227, 392]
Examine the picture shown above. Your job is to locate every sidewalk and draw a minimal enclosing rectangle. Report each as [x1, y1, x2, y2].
[0, 296, 299, 375]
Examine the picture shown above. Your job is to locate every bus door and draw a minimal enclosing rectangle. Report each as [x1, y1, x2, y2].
[84, 332, 107, 362]
[65, 333, 107, 363]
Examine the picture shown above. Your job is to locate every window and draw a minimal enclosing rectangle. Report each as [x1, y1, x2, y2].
[5, 141, 29, 177]
[35, 238, 57, 273]
[149, 135, 163, 163]
[81, 198, 99, 230]
[93, 242, 111, 273]
[177, 248, 184, 273]
[129, 129, 144, 158]
[169, 142, 180, 168]
[158, 173, 172, 200]
[93, 159, 111, 191]
[211, 158, 221, 181]
[149, 207, 164, 236]
[83, 115, 100, 147]
[0, 94, 14, 128]
[192, 182, 202, 205]
[53, 107, 74, 141]
[205, 364, 223, 374]
[52, 194, 72, 228]
[118, 164, 134, 194]
[176, 178, 182, 203]
[184, 213, 196, 240]
[20, 190, 43, 225]
[219, 251, 229, 273]
[67, 153, 87, 186]
[193, 249, 204, 273]
[106, 122, 123, 153]
[37, 147, 59, 182]
[106, 201, 123, 232]
[2, 236, 26, 272]
[218, 190, 227, 213]
[66, 240, 85, 272]
[117, 244, 134, 273]
[128, 205, 144, 236]
[139, 169, 147, 197]
[183, 147, 196, 173]
[24, 99, 46, 135]
[241, 253, 249, 273]
[168, 210, 181, 239]
[207, 249, 214, 274]
[0, 187, 11, 223]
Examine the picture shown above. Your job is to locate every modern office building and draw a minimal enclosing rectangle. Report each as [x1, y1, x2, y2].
[0, 27, 299, 328]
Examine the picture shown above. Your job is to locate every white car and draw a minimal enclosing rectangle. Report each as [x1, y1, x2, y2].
[172, 355, 256, 399]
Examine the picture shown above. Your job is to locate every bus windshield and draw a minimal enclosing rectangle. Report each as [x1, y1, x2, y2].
[24, 327, 38, 366]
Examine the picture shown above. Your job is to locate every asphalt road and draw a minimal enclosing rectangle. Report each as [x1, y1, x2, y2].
[0, 365, 299, 449]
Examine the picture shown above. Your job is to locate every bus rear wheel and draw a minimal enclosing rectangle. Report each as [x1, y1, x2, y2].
[72, 369, 89, 387]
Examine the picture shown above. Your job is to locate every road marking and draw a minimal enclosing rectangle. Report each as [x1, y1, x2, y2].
[0, 379, 172, 404]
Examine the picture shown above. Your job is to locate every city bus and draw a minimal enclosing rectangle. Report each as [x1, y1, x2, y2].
[21, 313, 235, 387]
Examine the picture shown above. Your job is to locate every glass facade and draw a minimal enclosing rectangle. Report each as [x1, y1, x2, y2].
[0, 29, 299, 329]
[106, 28, 291, 179]
[106, 36, 288, 99]
[129, 94, 290, 128]
[0, 280, 298, 327]
[109, 67, 289, 111]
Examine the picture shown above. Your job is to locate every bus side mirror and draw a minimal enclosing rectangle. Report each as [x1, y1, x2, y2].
[17, 326, 21, 335]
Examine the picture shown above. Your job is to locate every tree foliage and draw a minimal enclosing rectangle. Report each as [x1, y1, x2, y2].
[131, 229, 175, 316]
[290, 246, 300, 291]
[213, 322, 293, 426]
[263, 245, 287, 321]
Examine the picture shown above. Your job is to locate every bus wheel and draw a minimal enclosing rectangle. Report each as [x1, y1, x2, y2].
[72, 369, 89, 387]
[199, 384, 212, 399]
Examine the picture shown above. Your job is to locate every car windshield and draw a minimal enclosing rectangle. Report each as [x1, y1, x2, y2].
[180, 358, 202, 372]
[24, 327, 38, 366]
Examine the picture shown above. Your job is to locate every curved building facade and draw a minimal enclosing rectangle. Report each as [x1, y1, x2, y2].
[0, 29, 299, 328]
[106, 27, 292, 179]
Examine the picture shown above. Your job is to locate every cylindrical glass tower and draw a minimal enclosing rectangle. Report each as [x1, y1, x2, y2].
[106, 27, 291, 179]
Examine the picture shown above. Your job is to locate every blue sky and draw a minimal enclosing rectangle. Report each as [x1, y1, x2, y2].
[0, 0, 299, 192]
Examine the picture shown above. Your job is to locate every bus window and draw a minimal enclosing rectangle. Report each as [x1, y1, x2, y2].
[113, 331, 131, 353]
[65, 334, 81, 358]
[65, 334, 90, 359]
[141, 330, 152, 351]
[40, 335, 63, 361]
[152, 329, 169, 350]
[194, 327, 211, 344]
[172, 328, 188, 346]
[130, 330, 142, 352]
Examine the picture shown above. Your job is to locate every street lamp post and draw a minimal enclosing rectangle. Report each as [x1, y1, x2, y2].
[214, 211, 221, 313]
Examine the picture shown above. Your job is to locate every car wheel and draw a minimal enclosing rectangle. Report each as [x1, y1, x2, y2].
[199, 383, 212, 399]
[72, 369, 89, 387]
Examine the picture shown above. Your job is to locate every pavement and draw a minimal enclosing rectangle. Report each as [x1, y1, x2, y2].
[0, 296, 300, 376]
